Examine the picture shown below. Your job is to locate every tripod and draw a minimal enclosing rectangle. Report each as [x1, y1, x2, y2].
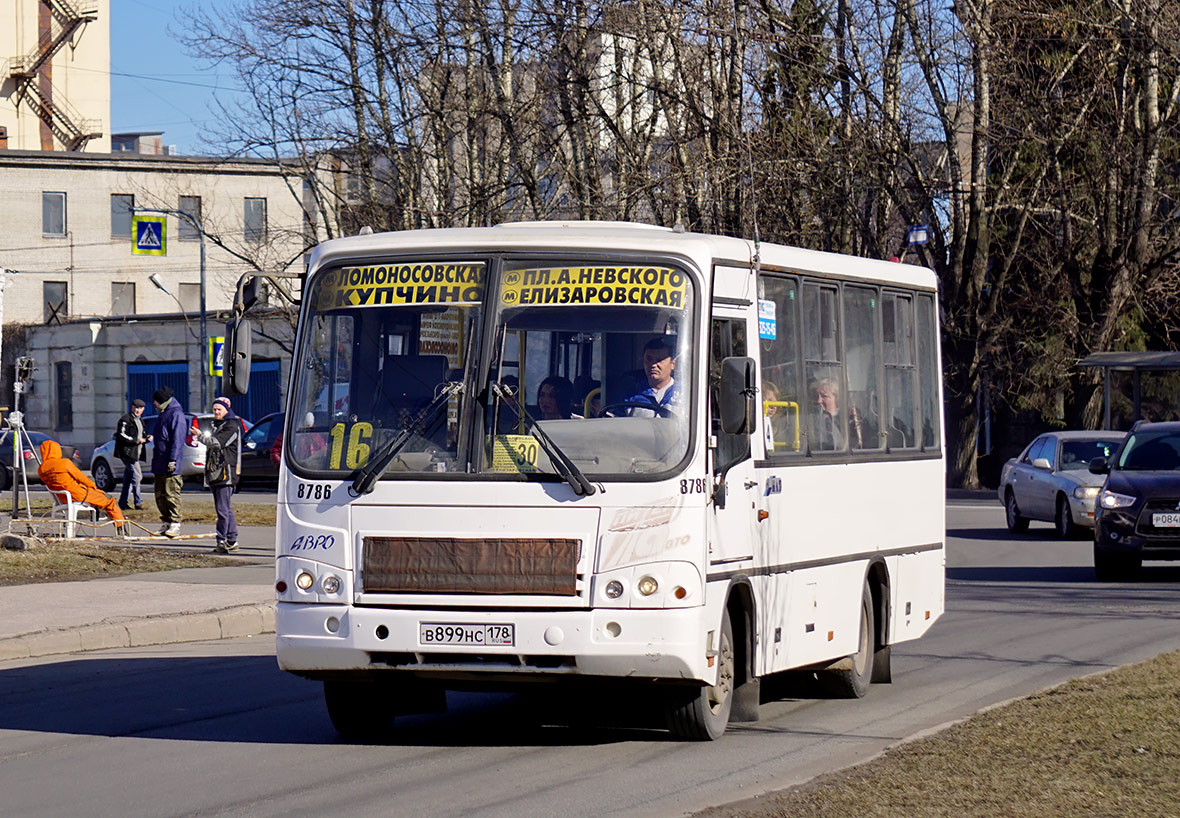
[7, 357, 37, 522]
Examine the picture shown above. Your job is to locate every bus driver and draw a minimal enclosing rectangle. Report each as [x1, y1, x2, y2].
[627, 337, 680, 417]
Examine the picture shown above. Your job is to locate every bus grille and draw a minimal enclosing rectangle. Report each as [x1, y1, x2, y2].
[362, 536, 579, 595]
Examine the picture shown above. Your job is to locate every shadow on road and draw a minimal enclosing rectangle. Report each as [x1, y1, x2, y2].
[947, 527, 1092, 542]
[0, 654, 672, 746]
[949, 564, 1180, 583]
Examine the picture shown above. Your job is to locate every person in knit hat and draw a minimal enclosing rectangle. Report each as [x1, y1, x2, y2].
[151, 385, 188, 537]
[199, 396, 242, 552]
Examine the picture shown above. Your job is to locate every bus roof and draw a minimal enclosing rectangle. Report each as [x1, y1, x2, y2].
[307, 221, 937, 291]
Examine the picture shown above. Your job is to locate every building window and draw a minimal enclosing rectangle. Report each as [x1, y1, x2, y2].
[42, 192, 66, 236]
[111, 193, 134, 237]
[179, 195, 201, 240]
[244, 197, 267, 242]
[55, 361, 73, 431]
[112, 282, 136, 315]
[44, 281, 68, 324]
[178, 283, 200, 312]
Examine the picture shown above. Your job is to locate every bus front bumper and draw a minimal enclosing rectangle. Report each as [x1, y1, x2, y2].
[275, 602, 710, 682]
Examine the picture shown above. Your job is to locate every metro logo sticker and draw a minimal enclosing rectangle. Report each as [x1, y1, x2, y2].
[315, 262, 485, 309]
[500, 266, 687, 308]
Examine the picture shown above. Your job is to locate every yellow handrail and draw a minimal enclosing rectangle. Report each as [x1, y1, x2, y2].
[763, 400, 800, 452]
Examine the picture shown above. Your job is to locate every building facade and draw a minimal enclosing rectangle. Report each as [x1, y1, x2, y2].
[0, 149, 307, 459]
[1, 148, 307, 324]
[2, 0, 110, 152]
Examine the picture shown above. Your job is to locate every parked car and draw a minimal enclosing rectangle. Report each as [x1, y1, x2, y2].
[239, 412, 283, 484]
[89, 412, 250, 491]
[999, 430, 1126, 538]
[0, 430, 81, 491]
[1090, 421, 1180, 579]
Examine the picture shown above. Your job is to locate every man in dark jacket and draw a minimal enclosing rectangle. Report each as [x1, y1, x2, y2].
[151, 386, 188, 537]
[200, 396, 241, 552]
[114, 398, 148, 510]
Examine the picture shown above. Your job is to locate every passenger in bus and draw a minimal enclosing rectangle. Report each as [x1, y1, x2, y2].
[811, 378, 845, 450]
[627, 337, 680, 417]
[762, 380, 793, 449]
[574, 376, 602, 418]
[537, 375, 576, 420]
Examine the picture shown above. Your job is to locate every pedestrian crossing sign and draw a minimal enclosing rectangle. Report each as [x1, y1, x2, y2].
[132, 216, 167, 256]
[209, 337, 225, 377]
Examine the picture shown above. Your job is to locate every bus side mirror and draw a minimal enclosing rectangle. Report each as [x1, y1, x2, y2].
[222, 317, 253, 396]
[719, 356, 755, 435]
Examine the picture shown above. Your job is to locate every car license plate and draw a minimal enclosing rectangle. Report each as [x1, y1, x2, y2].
[419, 622, 515, 647]
[1153, 513, 1180, 527]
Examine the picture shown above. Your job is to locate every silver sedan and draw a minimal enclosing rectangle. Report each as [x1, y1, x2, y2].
[998, 431, 1126, 538]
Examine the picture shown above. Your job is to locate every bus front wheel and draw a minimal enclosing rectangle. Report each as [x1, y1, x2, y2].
[664, 609, 734, 740]
[324, 679, 396, 739]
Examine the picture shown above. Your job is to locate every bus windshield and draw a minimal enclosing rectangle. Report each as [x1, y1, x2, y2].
[287, 256, 696, 479]
[482, 260, 695, 477]
[288, 260, 484, 475]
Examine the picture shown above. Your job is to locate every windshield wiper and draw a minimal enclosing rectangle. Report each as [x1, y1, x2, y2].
[350, 382, 463, 495]
[492, 382, 597, 496]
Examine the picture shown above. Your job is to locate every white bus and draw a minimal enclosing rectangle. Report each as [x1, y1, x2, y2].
[233, 221, 944, 740]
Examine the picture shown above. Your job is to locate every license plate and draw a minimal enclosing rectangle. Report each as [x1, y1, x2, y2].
[1153, 513, 1180, 527]
[419, 622, 515, 647]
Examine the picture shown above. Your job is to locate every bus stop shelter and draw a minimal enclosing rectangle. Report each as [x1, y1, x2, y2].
[1076, 351, 1180, 429]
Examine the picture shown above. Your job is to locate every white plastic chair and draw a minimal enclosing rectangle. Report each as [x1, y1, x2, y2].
[48, 489, 99, 538]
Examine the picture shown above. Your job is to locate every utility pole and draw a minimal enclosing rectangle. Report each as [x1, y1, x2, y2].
[132, 208, 208, 409]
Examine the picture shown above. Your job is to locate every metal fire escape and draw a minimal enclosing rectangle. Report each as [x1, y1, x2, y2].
[6, 0, 101, 151]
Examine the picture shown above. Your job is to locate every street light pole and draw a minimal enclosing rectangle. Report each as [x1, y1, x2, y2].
[133, 207, 207, 410]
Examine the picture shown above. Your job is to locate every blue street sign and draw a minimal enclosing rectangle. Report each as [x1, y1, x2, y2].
[907, 224, 929, 246]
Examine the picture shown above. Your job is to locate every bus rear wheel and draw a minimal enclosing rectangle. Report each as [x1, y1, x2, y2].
[324, 679, 396, 739]
[820, 584, 874, 699]
[665, 609, 734, 740]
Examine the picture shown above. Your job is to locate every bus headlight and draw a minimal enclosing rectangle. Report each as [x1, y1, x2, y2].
[321, 575, 341, 594]
[637, 576, 659, 596]
[295, 571, 315, 590]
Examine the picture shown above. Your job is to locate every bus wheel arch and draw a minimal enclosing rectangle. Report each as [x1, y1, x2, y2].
[866, 559, 892, 684]
[819, 562, 889, 697]
[663, 582, 755, 739]
[726, 581, 760, 722]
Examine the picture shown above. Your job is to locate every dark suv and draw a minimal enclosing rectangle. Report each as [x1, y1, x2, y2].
[1089, 421, 1180, 579]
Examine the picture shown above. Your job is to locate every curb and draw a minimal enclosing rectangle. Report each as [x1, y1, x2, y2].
[0, 602, 276, 662]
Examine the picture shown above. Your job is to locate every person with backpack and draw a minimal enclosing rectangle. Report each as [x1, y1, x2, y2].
[199, 396, 242, 553]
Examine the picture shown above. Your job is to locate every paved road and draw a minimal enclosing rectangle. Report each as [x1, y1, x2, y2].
[1, 501, 1179, 818]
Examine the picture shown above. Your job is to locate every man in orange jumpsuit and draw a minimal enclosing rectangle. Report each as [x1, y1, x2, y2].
[38, 440, 127, 536]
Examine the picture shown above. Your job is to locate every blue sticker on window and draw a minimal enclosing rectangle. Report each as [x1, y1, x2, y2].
[758, 299, 777, 340]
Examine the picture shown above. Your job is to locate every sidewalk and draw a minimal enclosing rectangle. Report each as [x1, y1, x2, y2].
[0, 524, 276, 663]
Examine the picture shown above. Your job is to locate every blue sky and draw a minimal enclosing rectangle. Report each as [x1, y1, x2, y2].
[110, 0, 240, 155]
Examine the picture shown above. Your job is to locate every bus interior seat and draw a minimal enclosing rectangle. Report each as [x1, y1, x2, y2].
[375, 354, 448, 428]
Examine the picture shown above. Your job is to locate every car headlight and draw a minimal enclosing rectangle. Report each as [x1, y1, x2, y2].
[1099, 490, 1136, 509]
[1073, 485, 1100, 500]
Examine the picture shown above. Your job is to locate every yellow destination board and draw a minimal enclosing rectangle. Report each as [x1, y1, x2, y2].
[315, 262, 485, 310]
[500, 266, 687, 308]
